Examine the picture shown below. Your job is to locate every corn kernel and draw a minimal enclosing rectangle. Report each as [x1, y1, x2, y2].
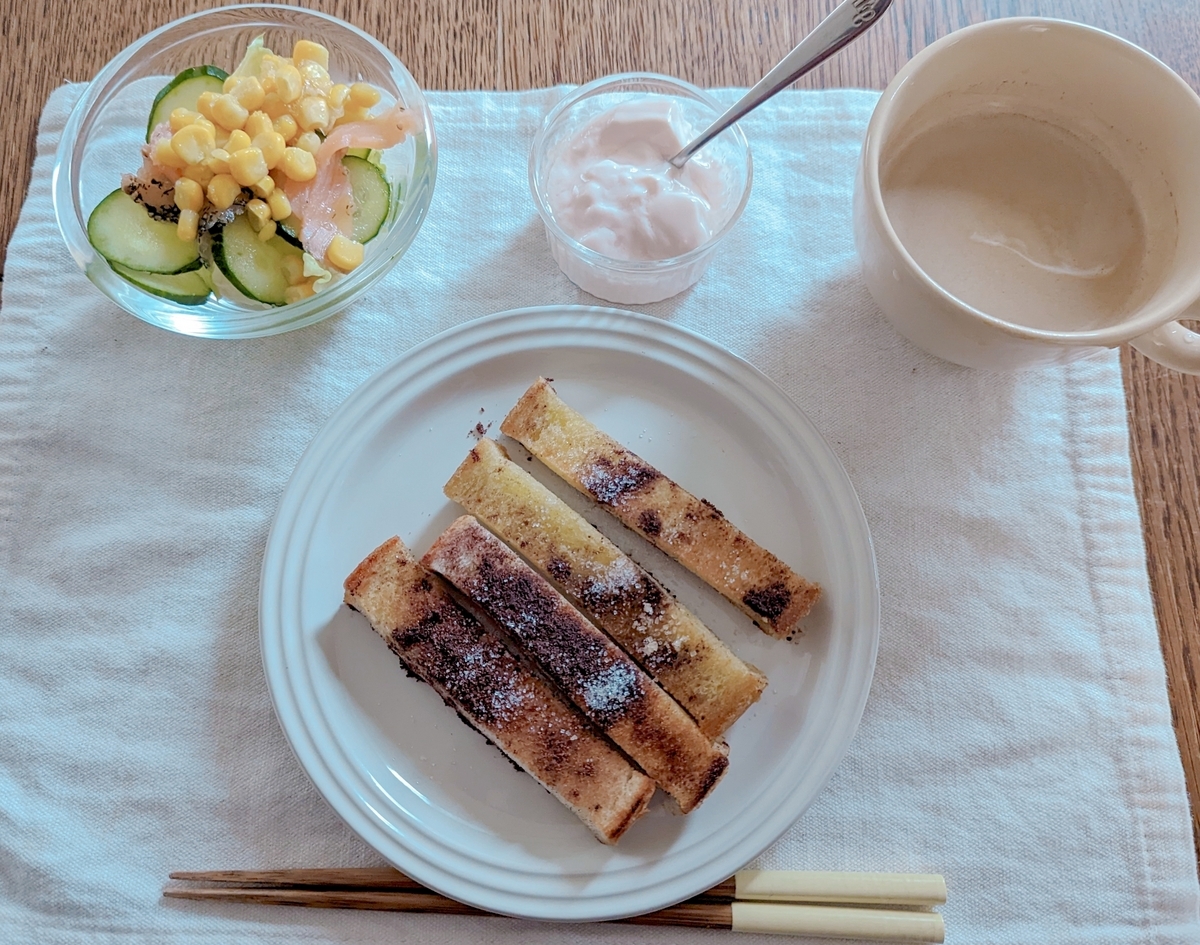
[176, 209, 199, 242]
[168, 107, 200, 132]
[171, 123, 215, 166]
[298, 60, 332, 95]
[153, 138, 188, 169]
[244, 110, 273, 139]
[206, 173, 243, 211]
[228, 75, 265, 111]
[273, 114, 299, 142]
[292, 39, 329, 68]
[279, 146, 317, 182]
[225, 129, 252, 153]
[295, 96, 330, 133]
[252, 131, 287, 170]
[250, 175, 275, 199]
[256, 220, 279, 242]
[194, 116, 218, 138]
[229, 147, 269, 187]
[326, 234, 364, 271]
[210, 93, 250, 131]
[281, 254, 305, 285]
[246, 198, 271, 228]
[275, 63, 303, 103]
[329, 83, 350, 110]
[205, 148, 231, 175]
[173, 177, 205, 213]
[348, 82, 381, 109]
[196, 91, 220, 121]
[294, 131, 322, 155]
[337, 105, 371, 125]
[260, 92, 287, 120]
[181, 163, 214, 186]
[284, 280, 316, 304]
[267, 191, 292, 221]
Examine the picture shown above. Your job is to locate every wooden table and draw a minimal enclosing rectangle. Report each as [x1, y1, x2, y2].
[3, 0, 1197, 860]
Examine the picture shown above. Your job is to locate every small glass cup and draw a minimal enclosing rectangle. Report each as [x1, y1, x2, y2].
[528, 73, 753, 305]
[53, 4, 437, 338]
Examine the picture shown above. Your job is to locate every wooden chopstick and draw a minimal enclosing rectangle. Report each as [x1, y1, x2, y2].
[165, 868, 946, 941]
[168, 868, 427, 892]
[167, 867, 946, 906]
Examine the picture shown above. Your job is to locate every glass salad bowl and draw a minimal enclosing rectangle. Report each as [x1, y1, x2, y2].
[52, 4, 436, 338]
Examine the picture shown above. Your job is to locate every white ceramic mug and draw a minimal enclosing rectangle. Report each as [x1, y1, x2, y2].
[853, 18, 1200, 372]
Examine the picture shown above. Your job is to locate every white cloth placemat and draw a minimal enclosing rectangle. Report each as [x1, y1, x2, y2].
[1, 83, 1197, 944]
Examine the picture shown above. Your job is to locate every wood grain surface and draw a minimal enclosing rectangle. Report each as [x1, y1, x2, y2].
[1, 0, 1197, 861]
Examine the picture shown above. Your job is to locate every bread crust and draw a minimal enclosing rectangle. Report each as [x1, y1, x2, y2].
[423, 517, 729, 813]
[500, 378, 821, 639]
[445, 437, 766, 737]
[343, 537, 656, 843]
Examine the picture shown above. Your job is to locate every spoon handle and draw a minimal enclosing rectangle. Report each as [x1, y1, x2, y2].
[669, 0, 894, 167]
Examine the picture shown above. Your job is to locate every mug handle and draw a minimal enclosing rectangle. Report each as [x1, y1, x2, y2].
[1130, 303, 1200, 374]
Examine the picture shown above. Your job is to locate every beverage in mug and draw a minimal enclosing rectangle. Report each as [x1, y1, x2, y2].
[854, 19, 1200, 373]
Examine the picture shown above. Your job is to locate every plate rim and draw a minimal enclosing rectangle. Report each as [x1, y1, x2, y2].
[259, 304, 880, 921]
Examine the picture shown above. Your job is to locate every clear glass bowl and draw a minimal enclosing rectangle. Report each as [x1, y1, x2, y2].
[528, 73, 752, 305]
[52, 4, 436, 338]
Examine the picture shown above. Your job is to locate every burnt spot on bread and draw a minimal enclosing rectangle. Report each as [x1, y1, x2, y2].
[742, 582, 792, 621]
[417, 577, 433, 592]
[546, 556, 572, 582]
[580, 454, 661, 505]
[700, 498, 724, 520]
[696, 751, 729, 802]
[637, 509, 662, 536]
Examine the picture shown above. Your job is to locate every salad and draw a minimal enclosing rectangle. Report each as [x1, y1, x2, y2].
[87, 38, 418, 306]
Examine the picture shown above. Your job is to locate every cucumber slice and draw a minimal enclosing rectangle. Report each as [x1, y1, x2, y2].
[87, 189, 202, 274]
[146, 65, 228, 140]
[211, 215, 303, 306]
[111, 263, 211, 305]
[345, 148, 385, 166]
[275, 156, 392, 249]
[342, 155, 390, 243]
[276, 216, 303, 248]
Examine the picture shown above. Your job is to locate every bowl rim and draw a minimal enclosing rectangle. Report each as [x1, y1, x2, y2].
[527, 71, 754, 273]
[52, 2, 438, 338]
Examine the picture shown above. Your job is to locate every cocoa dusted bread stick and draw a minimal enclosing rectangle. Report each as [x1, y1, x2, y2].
[500, 378, 821, 639]
[423, 516, 729, 813]
[444, 437, 766, 737]
[343, 537, 655, 843]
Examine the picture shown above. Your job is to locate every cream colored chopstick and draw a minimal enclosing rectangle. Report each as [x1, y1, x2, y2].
[167, 868, 946, 942]
[731, 902, 943, 941]
[734, 870, 948, 906]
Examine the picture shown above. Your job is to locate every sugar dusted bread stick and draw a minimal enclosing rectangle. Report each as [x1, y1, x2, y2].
[423, 516, 729, 813]
[500, 378, 821, 639]
[444, 437, 766, 737]
[343, 537, 655, 844]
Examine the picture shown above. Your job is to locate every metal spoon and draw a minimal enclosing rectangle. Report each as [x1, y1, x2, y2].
[669, 0, 895, 167]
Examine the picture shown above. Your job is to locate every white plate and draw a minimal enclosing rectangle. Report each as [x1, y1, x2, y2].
[260, 306, 879, 922]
